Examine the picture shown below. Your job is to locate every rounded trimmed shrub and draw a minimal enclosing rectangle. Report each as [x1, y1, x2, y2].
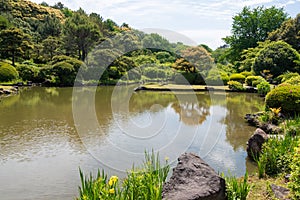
[228, 80, 245, 91]
[265, 85, 300, 114]
[257, 81, 271, 96]
[241, 71, 253, 77]
[245, 76, 265, 86]
[229, 73, 245, 83]
[0, 62, 19, 82]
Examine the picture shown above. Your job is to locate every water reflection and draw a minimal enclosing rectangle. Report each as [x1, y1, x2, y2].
[0, 86, 264, 199]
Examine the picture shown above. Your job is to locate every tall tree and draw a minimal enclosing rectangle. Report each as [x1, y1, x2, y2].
[268, 13, 300, 51]
[38, 14, 62, 39]
[0, 28, 32, 66]
[63, 9, 101, 61]
[223, 6, 288, 62]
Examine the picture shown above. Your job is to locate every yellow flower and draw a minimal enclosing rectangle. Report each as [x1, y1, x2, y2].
[165, 156, 169, 161]
[108, 176, 118, 186]
[109, 188, 115, 194]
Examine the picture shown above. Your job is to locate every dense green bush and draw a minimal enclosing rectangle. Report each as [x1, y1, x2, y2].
[275, 72, 299, 84]
[229, 73, 245, 83]
[16, 61, 42, 82]
[0, 62, 19, 82]
[206, 68, 229, 85]
[228, 81, 245, 91]
[257, 81, 271, 96]
[51, 61, 76, 86]
[253, 41, 300, 77]
[241, 71, 253, 77]
[265, 85, 300, 114]
[284, 75, 300, 85]
[174, 72, 205, 85]
[245, 76, 265, 86]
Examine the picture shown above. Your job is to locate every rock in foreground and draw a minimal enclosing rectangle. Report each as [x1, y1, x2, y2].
[162, 153, 226, 200]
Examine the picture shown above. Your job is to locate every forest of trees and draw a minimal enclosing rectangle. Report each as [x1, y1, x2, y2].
[0, 0, 300, 87]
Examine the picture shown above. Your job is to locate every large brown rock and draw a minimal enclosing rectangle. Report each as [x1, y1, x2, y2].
[247, 128, 269, 160]
[162, 153, 226, 200]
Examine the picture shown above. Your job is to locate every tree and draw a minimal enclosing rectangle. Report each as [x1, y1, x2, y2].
[41, 36, 62, 61]
[223, 6, 288, 62]
[268, 14, 300, 51]
[253, 41, 300, 77]
[179, 46, 214, 75]
[0, 28, 33, 66]
[0, 15, 10, 30]
[38, 14, 62, 39]
[63, 9, 101, 61]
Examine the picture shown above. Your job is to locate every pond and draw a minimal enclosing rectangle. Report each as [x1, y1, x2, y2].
[0, 86, 264, 200]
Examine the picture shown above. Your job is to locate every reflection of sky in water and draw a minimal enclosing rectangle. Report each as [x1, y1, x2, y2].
[0, 87, 262, 199]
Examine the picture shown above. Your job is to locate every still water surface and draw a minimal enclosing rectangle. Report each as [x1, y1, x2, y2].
[0, 86, 264, 199]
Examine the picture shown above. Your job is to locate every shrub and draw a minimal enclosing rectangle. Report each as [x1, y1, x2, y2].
[228, 81, 245, 91]
[206, 68, 229, 85]
[241, 71, 253, 77]
[265, 85, 300, 115]
[257, 135, 298, 178]
[284, 75, 300, 85]
[257, 81, 271, 96]
[16, 62, 42, 82]
[229, 73, 245, 83]
[245, 76, 265, 86]
[174, 72, 205, 85]
[275, 72, 299, 84]
[0, 62, 19, 82]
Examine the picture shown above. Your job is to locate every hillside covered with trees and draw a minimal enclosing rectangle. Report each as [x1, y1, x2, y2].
[0, 0, 300, 88]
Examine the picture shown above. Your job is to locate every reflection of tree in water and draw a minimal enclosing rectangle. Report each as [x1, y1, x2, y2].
[129, 91, 177, 113]
[171, 93, 211, 125]
[224, 93, 264, 150]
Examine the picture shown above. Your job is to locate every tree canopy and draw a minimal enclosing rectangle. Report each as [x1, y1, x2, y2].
[223, 6, 288, 62]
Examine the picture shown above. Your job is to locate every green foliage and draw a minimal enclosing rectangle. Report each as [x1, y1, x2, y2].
[174, 72, 205, 85]
[253, 41, 300, 77]
[269, 14, 300, 51]
[283, 116, 300, 137]
[275, 72, 299, 84]
[283, 76, 300, 85]
[0, 28, 33, 66]
[77, 151, 169, 200]
[228, 81, 245, 91]
[206, 67, 229, 85]
[229, 73, 245, 83]
[16, 61, 41, 82]
[180, 46, 214, 75]
[240, 71, 253, 77]
[223, 6, 288, 61]
[265, 85, 300, 115]
[256, 135, 298, 178]
[222, 172, 251, 200]
[245, 76, 264, 86]
[288, 141, 300, 199]
[0, 62, 19, 82]
[257, 81, 271, 96]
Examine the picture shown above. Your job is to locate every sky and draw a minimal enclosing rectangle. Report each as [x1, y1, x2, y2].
[31, 0, 300, 49]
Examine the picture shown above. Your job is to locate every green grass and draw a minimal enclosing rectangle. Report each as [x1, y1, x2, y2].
[77, 151, 169, 200]
[222, 172, 251, 200]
